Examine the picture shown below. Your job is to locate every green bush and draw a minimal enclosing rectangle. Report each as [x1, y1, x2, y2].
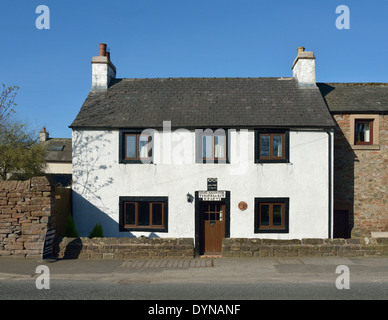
[89, 223, 104, 238]
[64, 215, 78, 238]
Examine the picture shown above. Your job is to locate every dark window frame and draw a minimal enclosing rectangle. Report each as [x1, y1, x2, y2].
[196, 129, 230, 164]
[119, 130, 153, 164]
[254, 197, 289, 233]
[354, 119, 374, 145]
[255, 130, 289, 163]
[119, 196, 168, 232]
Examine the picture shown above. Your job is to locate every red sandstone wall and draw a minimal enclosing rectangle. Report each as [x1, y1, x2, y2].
[333, 114, 388, 237]
[0, 177, 56, 257]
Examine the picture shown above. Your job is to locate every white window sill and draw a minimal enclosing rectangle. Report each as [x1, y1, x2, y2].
[351, 144, 380, 150]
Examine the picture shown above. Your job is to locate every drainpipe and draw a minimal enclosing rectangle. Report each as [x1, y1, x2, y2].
[327, 129, 333, 239]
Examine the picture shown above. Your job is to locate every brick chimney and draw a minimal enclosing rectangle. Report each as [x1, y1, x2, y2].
[39, 127, 49, 142]
[292, 46, 316, 87]
[91, 43, 116, 90]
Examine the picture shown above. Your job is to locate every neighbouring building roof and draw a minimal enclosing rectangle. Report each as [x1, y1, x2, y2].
[318, 83, 388, 113]
[41, 138, 72, 163]
[70, 77, 335, 129]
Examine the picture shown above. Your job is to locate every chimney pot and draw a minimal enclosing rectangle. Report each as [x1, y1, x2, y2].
[297, 46, 305, 53]
[99, 43, 107, 57]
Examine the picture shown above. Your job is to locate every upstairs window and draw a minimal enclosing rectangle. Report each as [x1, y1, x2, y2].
[355, 119, 373, 145]
[203, 134, 226, 161]
[125, 134, 151, 160]
[348, 115, 379, 150]
[255, 130, 289, 163]
[120, 131, 153, 163]
[196, 129, 229, 163]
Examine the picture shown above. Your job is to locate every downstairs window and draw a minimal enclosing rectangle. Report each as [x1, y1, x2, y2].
[254, 198, 289, 233]
[119, 197, 168, 232]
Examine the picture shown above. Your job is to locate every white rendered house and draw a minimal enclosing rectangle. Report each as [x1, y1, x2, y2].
[70, 44, 334, 256]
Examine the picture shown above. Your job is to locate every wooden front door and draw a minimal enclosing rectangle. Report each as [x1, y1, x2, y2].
[200, 202, 225, 255]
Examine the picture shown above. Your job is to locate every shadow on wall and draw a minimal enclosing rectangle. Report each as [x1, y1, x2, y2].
[54, 193, 136, 259]
[71, 130, 163, 242]
[319, 84, 357, 238]
[62, 238, 82, 259]
[332, 122, 356, 238]
[72, 191, 136, 238]
[72, 130, 116, 237]
[55, 194, 162, 259]
[72, 130, 114, 206]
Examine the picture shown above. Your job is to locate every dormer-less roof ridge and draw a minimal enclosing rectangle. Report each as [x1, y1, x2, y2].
[72, 44, 334, 129]
[319, 82, 388, 86]
[318, 82, 388, 113]
[70, 77, 334, 129]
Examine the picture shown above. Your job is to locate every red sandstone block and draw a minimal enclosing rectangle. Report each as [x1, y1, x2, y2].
[4, 243, 24, 250]
[21, 223, 45, 235]
[31, 211, 49, 217]
[24, 242, 44, 250]
[0, 228, 13, 234]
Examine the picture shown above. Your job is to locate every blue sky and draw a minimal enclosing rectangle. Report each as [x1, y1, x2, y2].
[1, 0, 387, 139]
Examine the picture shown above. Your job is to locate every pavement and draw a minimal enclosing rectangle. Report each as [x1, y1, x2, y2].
[1, 255, 388, 285]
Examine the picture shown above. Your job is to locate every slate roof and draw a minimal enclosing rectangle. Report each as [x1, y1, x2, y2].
[70, 77, 335, 129]
[318, 83, 388, 113]
[41, 138, 72, 163]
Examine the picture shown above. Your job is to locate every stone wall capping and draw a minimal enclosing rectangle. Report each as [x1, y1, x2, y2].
[376, 238, 388, 245]
[301, 238, 324, 245]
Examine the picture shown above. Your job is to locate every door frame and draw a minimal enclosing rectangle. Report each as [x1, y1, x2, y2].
[194, 191, 230, 257]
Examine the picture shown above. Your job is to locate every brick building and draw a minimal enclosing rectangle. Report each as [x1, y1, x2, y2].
[318, 83, 388, 239]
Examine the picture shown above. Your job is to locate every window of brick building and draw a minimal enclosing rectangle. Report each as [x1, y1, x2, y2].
[355, 119, 373, 145]
[349, 115, 380, 150]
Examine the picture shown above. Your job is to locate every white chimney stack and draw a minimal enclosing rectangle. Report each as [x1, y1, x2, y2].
[292, 46, 316, 87]
[39, 127, 49, 142]
[91, 43, 116, 90]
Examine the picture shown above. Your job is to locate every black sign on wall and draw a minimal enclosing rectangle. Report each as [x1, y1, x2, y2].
[207, 178, 218, 191]
[42, 228, 56, 260]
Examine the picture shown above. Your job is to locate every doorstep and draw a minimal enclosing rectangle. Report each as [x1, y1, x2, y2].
[119, 258, 214, 268]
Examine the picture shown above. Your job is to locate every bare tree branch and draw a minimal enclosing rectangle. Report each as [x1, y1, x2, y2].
[0, 84, 19, 125]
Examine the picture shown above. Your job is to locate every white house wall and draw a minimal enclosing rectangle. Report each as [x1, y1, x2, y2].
[72, 128, 332, 239]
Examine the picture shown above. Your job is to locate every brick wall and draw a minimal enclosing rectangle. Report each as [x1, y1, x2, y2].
[223, 238, 388, 257]
[55, 237, 388, 260]
[333, 114, 388, 237]
[54, 237, 194, 259]
[0, 177, 56, 257]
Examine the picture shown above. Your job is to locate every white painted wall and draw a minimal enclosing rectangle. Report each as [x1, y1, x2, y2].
[45, 162, 72, 174]
[72, 128, 333, 239]
[292, 58, 316, 86]
[91, 61, 116, 90]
